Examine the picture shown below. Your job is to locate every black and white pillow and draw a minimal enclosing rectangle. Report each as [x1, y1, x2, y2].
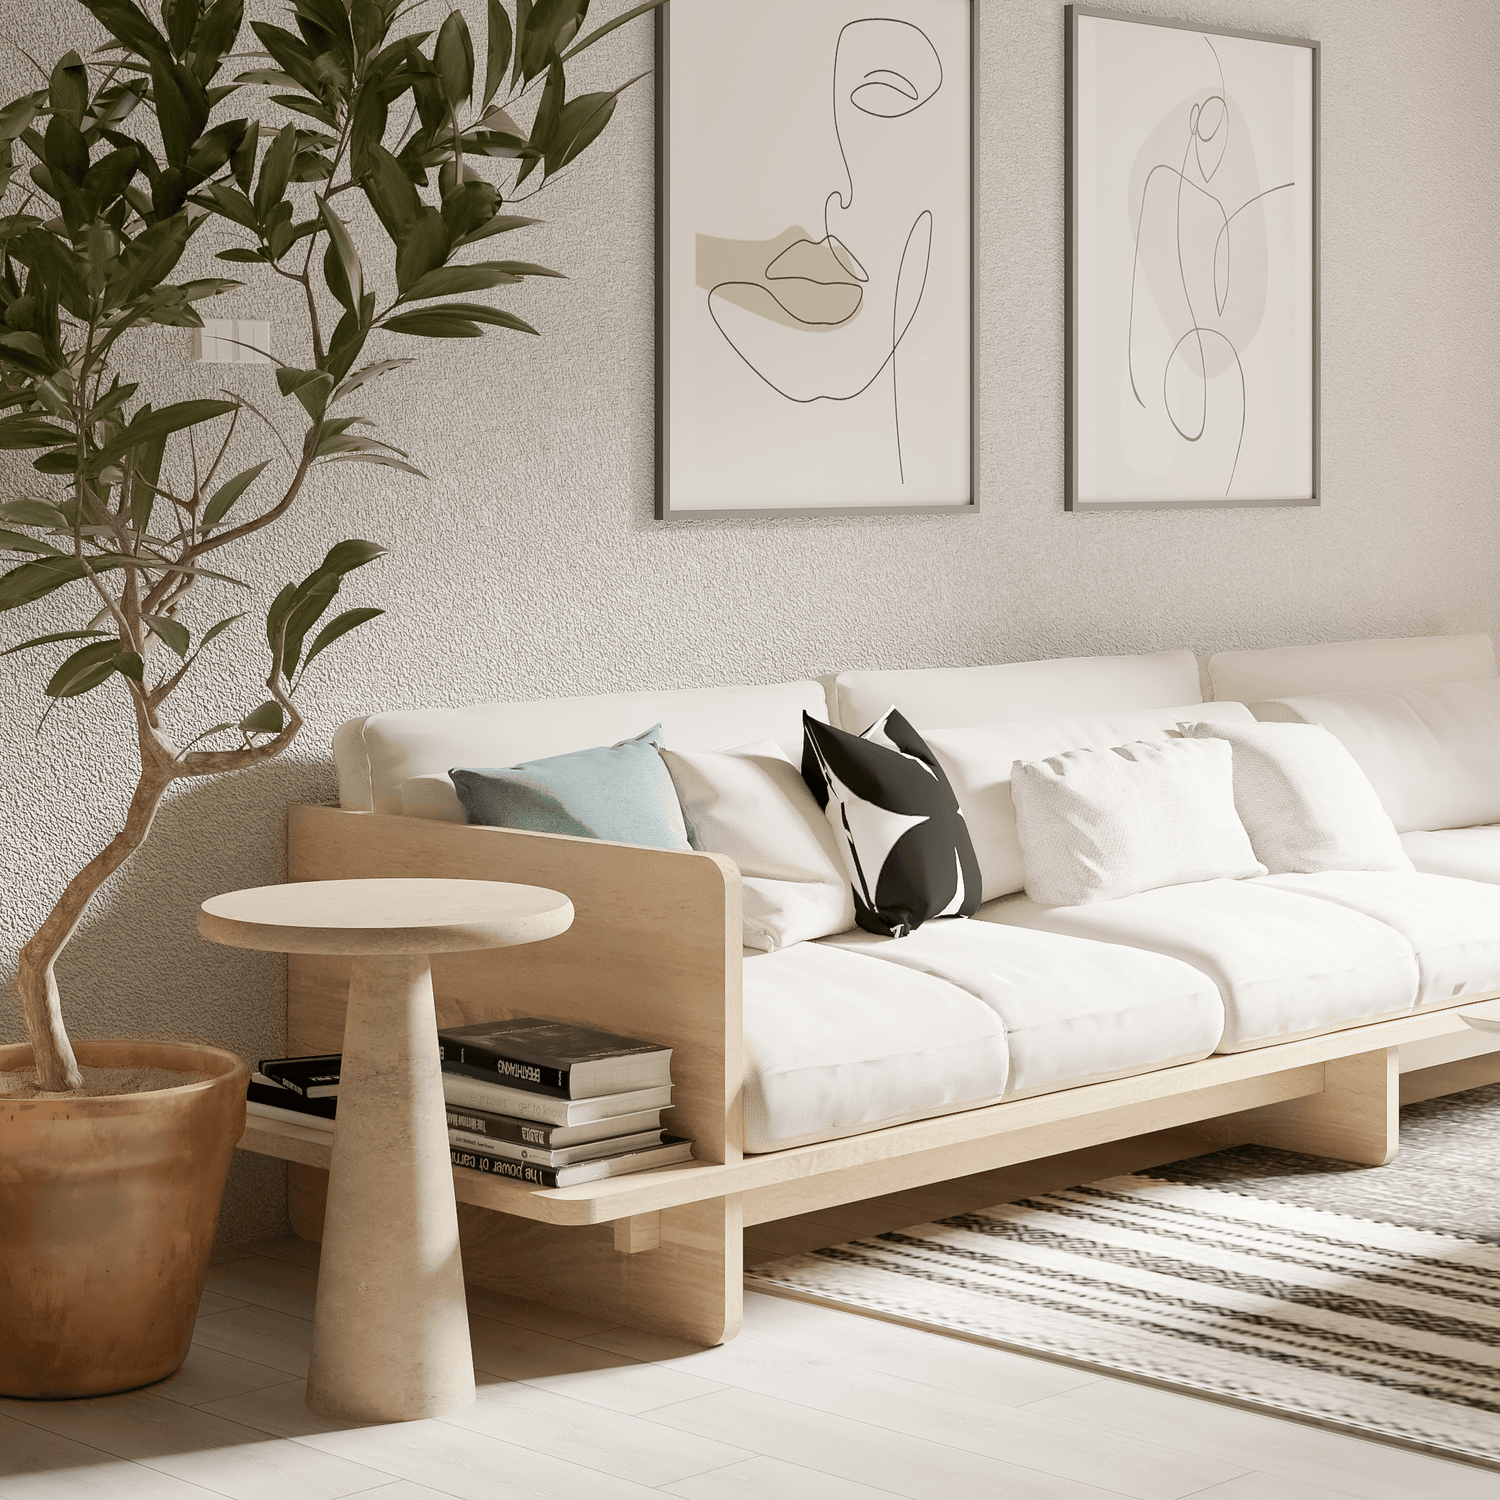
[801, 708, 982, 938]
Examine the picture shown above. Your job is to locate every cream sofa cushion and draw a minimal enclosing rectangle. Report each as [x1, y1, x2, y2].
[978, 880, 1419, 1052]
[1207, 633, 1496, 704]
[1400, 826, 1500, 883]
[1255, 871, 1500, 1011]
[820, 919, 1223, 1100]
[661, 740, 854, 951]
[925, 702, 1255, 900]
[336, 679, 828, 816]
[1011, 739, 1265, 907]
[1178, 720, 1411, 874]
[741, 942, 1010, 1153]
[1255, 679, 1500, 833]
[830, 650, 1202, 735]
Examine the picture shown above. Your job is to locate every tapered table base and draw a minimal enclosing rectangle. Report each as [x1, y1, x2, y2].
[305, 954, 472, 1420]
[199, 877, 574, 1424]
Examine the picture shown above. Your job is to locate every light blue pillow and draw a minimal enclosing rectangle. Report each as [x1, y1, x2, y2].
[451, 725, 692, 850]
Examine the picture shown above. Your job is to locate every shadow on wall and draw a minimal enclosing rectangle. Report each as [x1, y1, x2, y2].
[6, 757, 339, 1242]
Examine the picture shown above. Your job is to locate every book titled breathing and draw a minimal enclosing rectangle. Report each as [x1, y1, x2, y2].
[438, 1018, 671, 1100]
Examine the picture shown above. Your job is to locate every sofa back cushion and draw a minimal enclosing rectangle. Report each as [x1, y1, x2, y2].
[924, 702, 1256, 901]
[829, 650, 1202, 734]
[335, 679, 827, 815]
[1253, 679, 1500, 834]
[1207, 633, 1496, 705]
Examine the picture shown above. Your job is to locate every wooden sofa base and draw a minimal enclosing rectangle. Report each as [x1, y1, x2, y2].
[257, 806, 1500, 1350]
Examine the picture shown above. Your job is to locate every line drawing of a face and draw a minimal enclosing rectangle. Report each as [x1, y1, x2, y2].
[695, 18, 945, 480]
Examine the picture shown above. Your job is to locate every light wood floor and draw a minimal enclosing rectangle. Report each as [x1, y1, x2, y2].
[4, 1183, 1494, 1499]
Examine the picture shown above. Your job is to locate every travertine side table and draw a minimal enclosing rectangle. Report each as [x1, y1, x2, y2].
[199, 877, 573, 1422]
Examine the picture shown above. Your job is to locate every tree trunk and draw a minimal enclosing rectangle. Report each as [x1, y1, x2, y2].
[16, 765, 177, 1091]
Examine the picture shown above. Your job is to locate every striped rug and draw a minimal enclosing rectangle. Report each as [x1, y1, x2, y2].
[747, 1173, 1500, 1466]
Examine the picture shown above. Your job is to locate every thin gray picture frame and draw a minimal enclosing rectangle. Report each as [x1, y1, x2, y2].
[1065, 4, 1321, 512]
[655, 1, 980, 521]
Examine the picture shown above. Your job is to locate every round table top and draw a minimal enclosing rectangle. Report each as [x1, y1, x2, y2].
[198, 878, 574, 956]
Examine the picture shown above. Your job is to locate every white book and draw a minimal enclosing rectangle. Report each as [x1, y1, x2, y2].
[442, 1073, 673, 1125]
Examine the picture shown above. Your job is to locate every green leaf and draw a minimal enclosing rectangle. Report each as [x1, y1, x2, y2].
[0, 415, 76, 449]
[401, 264, 521, 300]
[332, 359, 412, 402]
[394, 206, 449, 292]
[560, 0, 663, 62]
[484, 259, 564, 278]
[359, 142, 421, 240]
[434, 10, 475, 107]
[45, 638, 124, 698]
[230, 115, 259, 192]
[49, 50, 89, 127]
[323, 452, 426, 477]
[0, 498, 69, 528]
[162, 0, 201, 57]
[253, 122, 299, 220]
[0, 557, 102, 612]
[511, 0, 532, 87]
[2, 628, 112, 656]
[199, 611, 247, 648]
[92, 398, 239, 472]
[319, 200, 363, 312]
[216, 246, 266, 262]
[299, 606, 383, 675]
[483, 0, 513, 107]
[452, 211, 542, 249]
[201, 458, 271, 532]
[144, 614, 189, 658]
[545, 78, 642, 178]
[78, 0, 174, 65]
[380, 309, 483, 338]
[239, 699, 285, 734]
[114, 650, 144, 683]
[0, 528, 67, 557]
[275, 367, 335, 420]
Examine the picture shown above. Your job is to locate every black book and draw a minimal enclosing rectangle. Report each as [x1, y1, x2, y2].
[248, 1076, 337, 1124]
[437, 1018, 671, 1100]
[450, 1136, 694, 1188]
[259, 1054, 341, 1097]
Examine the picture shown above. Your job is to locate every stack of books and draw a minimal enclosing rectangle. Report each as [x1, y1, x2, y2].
[246, 1055, 339, 1130]
[441, 1018, 694, 1187]
[243, 1022, 695, 1191]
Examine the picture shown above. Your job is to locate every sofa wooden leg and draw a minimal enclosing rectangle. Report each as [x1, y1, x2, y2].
[1206, 1047, 1399, 1166]
[458, 1195, 743, 1347]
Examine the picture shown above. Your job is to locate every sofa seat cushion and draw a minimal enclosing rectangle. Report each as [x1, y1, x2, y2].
[976, 881, 1419, 1053]
[1254, 871, 1500, 1011]
[818, 919, 1224, 1100]
[741, 943, 1010, 1153]
[1401, 826, 1500, 884]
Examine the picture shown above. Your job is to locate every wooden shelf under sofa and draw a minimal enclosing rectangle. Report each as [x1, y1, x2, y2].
[236, 803, 1500, 1348]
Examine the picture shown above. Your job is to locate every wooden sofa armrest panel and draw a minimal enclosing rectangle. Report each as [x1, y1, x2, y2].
[285, 804, 744, 1164]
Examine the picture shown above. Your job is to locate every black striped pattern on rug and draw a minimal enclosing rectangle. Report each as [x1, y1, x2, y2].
[747, 1175, 1500, 1466]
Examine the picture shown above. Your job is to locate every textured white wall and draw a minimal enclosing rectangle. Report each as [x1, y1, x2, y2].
[1, 0, 1496, 1239]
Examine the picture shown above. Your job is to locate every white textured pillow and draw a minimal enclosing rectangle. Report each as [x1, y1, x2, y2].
[1179, 721, 1413, 874]
[923, 702, 1257, 900]
[1256, 679, 1500, 833]
[660, 740, 855, 951]
[1011, 738, 1266, 906]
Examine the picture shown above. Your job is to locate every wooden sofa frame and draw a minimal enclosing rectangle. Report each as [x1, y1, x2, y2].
[239, 803, 1500, 1348]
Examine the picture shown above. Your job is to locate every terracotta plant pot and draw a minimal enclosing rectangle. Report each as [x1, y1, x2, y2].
[0, 1039, 248, 1399]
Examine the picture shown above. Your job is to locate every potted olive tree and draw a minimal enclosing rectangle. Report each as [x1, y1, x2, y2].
[0, 0, 661, 1399]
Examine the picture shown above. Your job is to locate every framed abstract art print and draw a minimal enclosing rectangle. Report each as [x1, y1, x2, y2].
[1067, 7, 1319, 510]
[656, 1, 976, 518]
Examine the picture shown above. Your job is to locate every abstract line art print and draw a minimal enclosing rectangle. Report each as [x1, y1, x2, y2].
[656, 1, 975, 517]
[1067, 8, 1318, 509]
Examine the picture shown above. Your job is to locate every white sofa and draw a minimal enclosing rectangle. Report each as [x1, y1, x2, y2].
[256, 632, 1500, 1347]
